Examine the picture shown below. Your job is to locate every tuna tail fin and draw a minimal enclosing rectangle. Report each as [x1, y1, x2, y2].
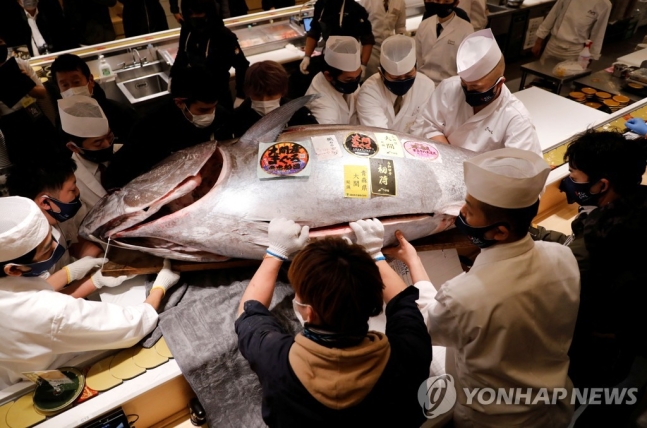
[238, 94, 320, 146]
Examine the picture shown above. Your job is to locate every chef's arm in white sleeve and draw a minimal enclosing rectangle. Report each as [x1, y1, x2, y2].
[307, 96, 340, 125]
[415, 281, 464, 348]
[357, 88, 391, 128]
[420, 88, 448, 142]
[534, 0, 562, 39]
[504, 115, 542, 156]
[589, 4, 611, 60]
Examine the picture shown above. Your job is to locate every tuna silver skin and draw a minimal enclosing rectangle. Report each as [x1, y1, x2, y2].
[80, 97, 475, 261]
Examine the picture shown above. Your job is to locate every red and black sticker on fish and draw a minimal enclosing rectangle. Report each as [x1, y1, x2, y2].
[259, 142, 310, 176]
[344, 133, 379, 157]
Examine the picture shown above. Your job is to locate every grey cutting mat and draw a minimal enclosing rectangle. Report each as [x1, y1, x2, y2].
[156, 269, 301, 428]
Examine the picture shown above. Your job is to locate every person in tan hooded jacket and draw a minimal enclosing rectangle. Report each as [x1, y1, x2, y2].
[235, 218, 432, 427]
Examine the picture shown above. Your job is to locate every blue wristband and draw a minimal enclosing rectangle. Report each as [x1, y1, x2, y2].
[374, 256, 386, 261]
[266, 249, 288, 261]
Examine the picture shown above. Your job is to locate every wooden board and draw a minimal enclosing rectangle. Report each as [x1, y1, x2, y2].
[101, 228, 475, 277]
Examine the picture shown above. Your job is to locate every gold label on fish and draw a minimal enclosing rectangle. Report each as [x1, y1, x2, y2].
[344, 133, 379, 157]
[344, 165, 370, 198]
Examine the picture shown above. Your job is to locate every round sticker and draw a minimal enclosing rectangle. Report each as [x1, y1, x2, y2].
[344, 133, 378, 157]
[404, 141, 440, 160]
[260, 142, 309, 176]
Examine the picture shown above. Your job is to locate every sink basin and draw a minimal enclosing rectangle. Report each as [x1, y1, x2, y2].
[114, 60, 167, 82]
[117, 72, 169, 104]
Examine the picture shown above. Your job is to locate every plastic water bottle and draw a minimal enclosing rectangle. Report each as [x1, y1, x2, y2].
[99, 55, 113, 78]
[578, 40, 592, 70]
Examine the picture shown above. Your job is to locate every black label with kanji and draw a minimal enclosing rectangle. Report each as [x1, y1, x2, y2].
[344, 133, 379, 157]
[369, 158, 396, 196]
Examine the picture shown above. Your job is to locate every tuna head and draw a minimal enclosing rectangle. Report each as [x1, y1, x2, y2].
[81, 96, 474, 262]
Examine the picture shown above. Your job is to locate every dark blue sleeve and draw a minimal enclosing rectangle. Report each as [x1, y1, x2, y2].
[235, 300, 295, 383]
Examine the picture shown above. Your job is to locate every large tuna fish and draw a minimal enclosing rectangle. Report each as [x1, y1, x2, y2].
[80, 97, 475, 261]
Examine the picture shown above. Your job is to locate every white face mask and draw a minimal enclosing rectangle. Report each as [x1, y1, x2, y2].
[293, 297, 310, 326]
[251, 99, 281, 116]
[61, 84, 92, 99]
[184, 105, 215, 128]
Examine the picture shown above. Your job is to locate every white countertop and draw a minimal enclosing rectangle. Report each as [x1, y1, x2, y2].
[514, 87, 608, 151]
[617, 48, 647, 68]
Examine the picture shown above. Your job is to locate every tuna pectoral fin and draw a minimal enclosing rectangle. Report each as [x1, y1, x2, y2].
[238, 95, 320, 146]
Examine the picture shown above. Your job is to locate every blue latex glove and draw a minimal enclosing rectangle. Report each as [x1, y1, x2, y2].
[625, 118, 647, 136]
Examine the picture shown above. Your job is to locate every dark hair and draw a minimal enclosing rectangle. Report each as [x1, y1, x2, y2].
[322, 62, 344, 79]
[0, 248, 37, 278]
[479, 199, 540, 240]
[171, 65, 220, 106]
[63, 132, 86, 146]
[51, 54, 91, 81]
[7, 157, 77, 200]
[564, 130, 647, 195]
[244, 61, 288, 99]
[288, 238, 384, 332]
[181, 0, 224, 25]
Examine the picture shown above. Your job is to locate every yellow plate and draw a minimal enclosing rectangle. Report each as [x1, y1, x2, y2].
[581, 87, 596, 95]
[109, 348, 146, 380]
[595, 91, 611, 99]
[155, 337, 174, 358]
[133, 346, 168, 369]
[613, 95, 629, 104]
[87, 355, 123, 391]
[5, 394, 45, 428]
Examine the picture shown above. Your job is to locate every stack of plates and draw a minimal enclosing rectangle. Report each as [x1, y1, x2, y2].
[612, 94, 629, 107]
[603, 99, 621, 112]
[584, 101, 602, 110]
[581, 87, 596, 99]
[595, 91, 612, 103]
[569, 91, 586, 103]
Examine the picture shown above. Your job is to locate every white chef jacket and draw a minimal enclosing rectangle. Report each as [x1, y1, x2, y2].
[359, 0, 406, 78]
[460, 0, 487, 31]
[306, 72, 360, 125]
[416, 14, 474, 86]
[420, 76, 542, 155]
[0, 276, 158, 389]
[536, 0, 611, 61]
[25, 8, 47, 57]
[72, 144, 122, 209]
[416, 235, 580, 427]
[357, 72, 435, 135]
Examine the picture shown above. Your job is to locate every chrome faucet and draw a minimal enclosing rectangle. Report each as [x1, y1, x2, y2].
[132, 48, 143, 67]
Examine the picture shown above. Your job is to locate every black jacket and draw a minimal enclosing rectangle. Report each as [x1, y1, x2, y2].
[103, 101, 233, 188]
[63, 0, 116, 45]
[171, 23, 249, 105]
[235, 286, 432, 428]
[231, 98, 317, 138]
[117, 0, 169, 38]
[170, 0, 231, 19]
[307, 0, 375, 46]
[0, 0, 78, 56]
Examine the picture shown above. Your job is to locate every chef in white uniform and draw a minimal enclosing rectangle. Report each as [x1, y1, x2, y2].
[59, 95, 120, 209]
[415, 0, 474, 85]
[460, 0, 487, 30]
[0, 197, 180, 389]
[359, 0, 407, 79]
[420, 29, 541, 155]
[386, 148, 580, 427]
[357, 35, 435, 135]
[305, 36, 363, 125]
[533, 0, 611, 62]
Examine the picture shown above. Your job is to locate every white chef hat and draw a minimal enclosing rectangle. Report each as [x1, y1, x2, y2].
[0, 197, 50, 263]
[456, 29, 502, 82]
[464, 148, 550, 209]
[380, 35, 416, 76]
[324, 36, 362, 72]
[58, 95, 110, 138]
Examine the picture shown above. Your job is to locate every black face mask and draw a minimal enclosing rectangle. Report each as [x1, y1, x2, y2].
[43, 195, 82, 223]
[382, 71, 416, 96]
[454, 213, 506, 249]
[188, 17, 209, 32]
[559, 176, 602, 206]
[425, 2, 455, 18]
[0, 45, 8, 64]
[331, 76, 361, 94]
[78, 143, 114, 164]
[462, 77, 503, 107]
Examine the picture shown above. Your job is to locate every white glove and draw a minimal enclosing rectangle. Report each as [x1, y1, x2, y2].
[361, 64, 367, 80]
[150, 259, 180, 296]
[63, 257, 107, 284]
[349, 218, 385, 260]
[91, 270, 134, 289]
[267, 218, 310, 261]
[300, 56, 311, 75]
[234, 97, 245, 108]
